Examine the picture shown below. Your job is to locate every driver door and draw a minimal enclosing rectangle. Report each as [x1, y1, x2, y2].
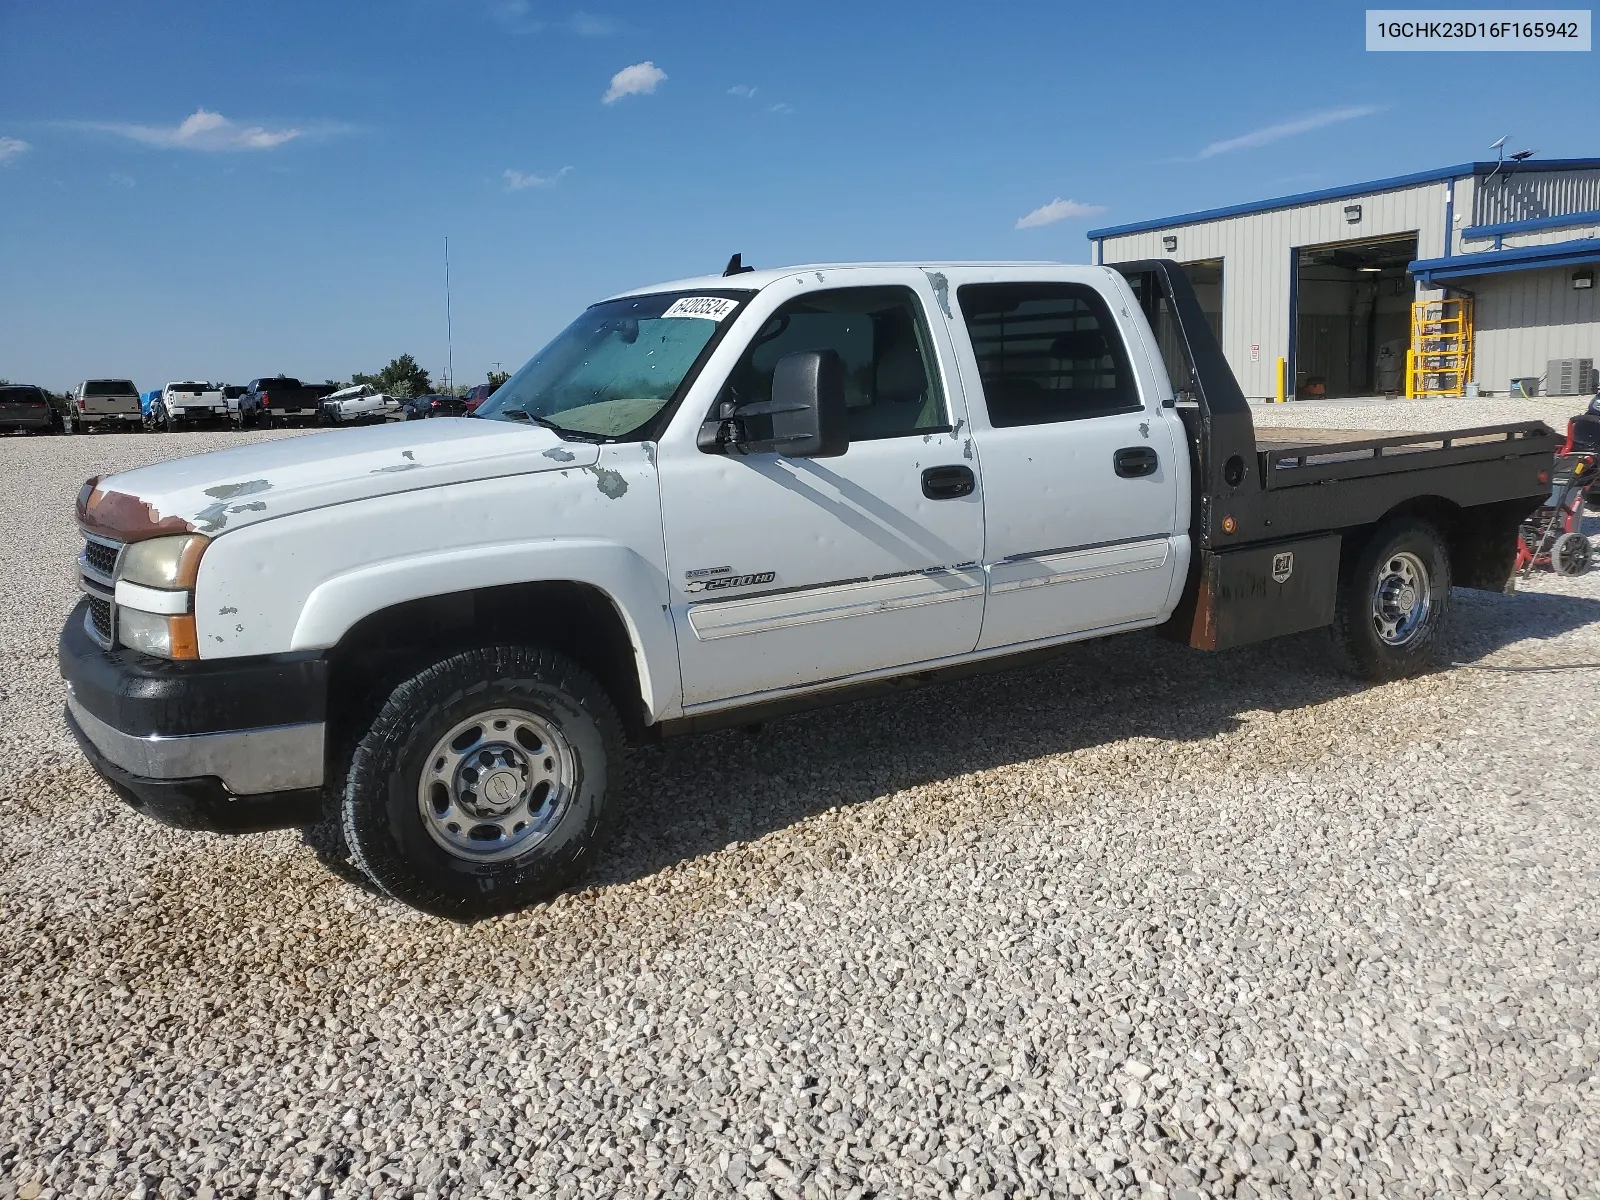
[656, 271, 986, 710]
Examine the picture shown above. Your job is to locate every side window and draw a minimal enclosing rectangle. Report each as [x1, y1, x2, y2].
[957, 282, 1141, 427]
[717, 286, 948, 443]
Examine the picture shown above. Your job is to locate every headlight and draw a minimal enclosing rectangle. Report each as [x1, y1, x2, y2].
[120, 534, 208, 589]
[115, 534, 208, 660]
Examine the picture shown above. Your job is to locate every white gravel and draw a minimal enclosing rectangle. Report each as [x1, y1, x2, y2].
[2, 421, 1599, 1200]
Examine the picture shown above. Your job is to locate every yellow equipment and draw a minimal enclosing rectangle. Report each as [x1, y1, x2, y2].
[1409, 297, 1473, 398]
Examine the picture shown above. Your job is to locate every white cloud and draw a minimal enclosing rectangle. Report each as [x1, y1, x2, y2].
[562, 11, 623, 35]
[727, 84, 757, 98]
[504, 165, 573, 191]
[491, 2, 623, 35]
[0, 136, 29, 164]
[1015, 198, 1107, 230]
[1196, 106, 1381, 159]
[767, 102, 795, 115]
[603, 61, 666, 104]
[84, 109, 302, 151]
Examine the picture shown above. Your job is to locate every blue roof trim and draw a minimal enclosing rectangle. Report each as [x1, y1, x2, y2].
[1087, 158, 1600, 241]
[1463, 208, 1600, 240]
[1410, 238, 1600, 283]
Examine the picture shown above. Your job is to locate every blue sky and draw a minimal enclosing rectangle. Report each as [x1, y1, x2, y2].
[2, 0, 1595, 392]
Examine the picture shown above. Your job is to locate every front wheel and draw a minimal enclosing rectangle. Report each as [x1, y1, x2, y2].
[1329, 517, 1452, 680]
[341, 645, 625, 918]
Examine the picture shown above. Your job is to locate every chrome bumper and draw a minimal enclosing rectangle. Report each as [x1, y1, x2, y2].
[66, 691, 326, 794]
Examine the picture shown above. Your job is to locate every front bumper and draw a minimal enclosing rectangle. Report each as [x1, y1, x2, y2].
[59, 600, 329, 832]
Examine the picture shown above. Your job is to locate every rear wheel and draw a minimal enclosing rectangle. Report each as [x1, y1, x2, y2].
[1329, 517, 1452, 680]
[1551, 531, 1591, 576]
[341, 645, 624, 919]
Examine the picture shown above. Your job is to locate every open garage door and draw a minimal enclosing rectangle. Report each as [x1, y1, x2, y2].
[1295, 235, 1417, 398]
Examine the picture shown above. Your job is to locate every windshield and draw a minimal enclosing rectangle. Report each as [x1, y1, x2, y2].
[476, 290, 748, 438]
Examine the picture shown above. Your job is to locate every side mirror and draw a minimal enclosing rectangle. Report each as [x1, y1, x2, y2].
[700, 349, 849, 458]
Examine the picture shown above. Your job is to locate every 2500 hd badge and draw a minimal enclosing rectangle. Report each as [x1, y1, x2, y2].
[684, 571, 777, 593]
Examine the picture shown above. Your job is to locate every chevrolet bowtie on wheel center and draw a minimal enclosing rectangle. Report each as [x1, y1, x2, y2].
[60, 259, 1558, 917]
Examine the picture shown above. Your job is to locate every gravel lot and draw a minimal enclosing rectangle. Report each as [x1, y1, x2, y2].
[2, 415, 1598, 1200]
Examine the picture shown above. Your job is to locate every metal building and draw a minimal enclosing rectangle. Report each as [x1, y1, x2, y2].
[1088, 159, 1600, 401]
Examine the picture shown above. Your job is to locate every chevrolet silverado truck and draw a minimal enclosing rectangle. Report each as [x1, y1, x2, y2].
[154, 380, 230, 430]
[237, 376, 328, 427]
[60, 260, 1556, 917]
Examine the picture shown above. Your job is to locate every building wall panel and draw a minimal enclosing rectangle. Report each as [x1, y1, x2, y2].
[1472, 267, 1600, 394]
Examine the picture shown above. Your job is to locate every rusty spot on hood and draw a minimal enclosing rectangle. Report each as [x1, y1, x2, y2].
[78, 485, 193, 543]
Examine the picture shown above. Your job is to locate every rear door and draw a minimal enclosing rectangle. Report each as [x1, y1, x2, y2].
[0, 386, 47, 426]
[941, 269, 1189, 651]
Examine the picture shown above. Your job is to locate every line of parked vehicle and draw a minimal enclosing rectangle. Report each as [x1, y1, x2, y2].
[0, 376, 499, 435]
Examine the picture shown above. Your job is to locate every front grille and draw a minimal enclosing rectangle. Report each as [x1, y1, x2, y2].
[83, 537, 120, 577]
[87, 595, 113, 643]
[80, 534, 124, 649]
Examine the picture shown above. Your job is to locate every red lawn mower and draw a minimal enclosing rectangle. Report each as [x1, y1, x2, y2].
[1515, 435, 1595, 576]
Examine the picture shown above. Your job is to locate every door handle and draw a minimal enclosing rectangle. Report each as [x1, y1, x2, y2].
[922, 464, 976, 500]
[1114, 446, 1159, 478]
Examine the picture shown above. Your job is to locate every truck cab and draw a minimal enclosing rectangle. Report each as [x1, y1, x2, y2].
[59, 260, 1555, 917]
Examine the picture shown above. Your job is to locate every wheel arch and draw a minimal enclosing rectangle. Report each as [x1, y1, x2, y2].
[1341, 495, 1525, 593]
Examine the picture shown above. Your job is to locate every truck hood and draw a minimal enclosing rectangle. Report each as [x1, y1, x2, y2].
[80, 418, 602, 541]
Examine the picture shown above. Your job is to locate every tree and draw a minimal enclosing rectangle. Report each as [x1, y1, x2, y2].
[487, 370, 511, 391]
[352, 354, 432, 399]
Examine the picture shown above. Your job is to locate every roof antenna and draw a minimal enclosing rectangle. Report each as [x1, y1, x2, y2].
[723, 252, 754, 277]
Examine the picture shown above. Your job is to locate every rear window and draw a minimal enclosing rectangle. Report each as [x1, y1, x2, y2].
[0, 386, 45, 402]
[223, 386, 246, 398]
[170, 383, 208, 394]
[258, 377, 303, 389]
[85, 379, 137, 396]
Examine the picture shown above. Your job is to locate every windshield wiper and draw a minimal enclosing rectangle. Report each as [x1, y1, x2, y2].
[499, 409, 603, 442]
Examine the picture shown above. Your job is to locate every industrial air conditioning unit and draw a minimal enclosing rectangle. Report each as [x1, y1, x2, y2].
[1546, 358, 1597, 396]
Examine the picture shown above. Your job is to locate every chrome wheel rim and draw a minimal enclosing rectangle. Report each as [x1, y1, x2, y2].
[417, 707, 575, 862]
[1372, 550, 1431, 646]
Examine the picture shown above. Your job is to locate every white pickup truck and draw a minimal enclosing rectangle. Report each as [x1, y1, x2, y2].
[61, 259, 1556, 917]
[317, 383, 402, 425]
[155, 381, 229, 431]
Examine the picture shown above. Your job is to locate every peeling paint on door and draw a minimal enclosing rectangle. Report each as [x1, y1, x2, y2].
[585, 466, 628, 499]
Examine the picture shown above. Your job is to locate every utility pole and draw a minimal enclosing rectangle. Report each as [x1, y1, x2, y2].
[444, 236, 454, 393]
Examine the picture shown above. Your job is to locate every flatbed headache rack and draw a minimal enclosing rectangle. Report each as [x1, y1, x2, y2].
[1111, 259, 1559, 552]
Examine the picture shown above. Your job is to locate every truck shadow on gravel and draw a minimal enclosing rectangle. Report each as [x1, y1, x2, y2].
[294, 586, 1600, 909]
[585, 585, 1600, 897]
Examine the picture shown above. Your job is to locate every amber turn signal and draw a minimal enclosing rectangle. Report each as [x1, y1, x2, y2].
[1221, 515, 1237, 534]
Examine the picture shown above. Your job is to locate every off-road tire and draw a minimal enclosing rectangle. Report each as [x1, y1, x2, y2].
[1329, 517, 1452, 681]
[341, 645, 624, 919]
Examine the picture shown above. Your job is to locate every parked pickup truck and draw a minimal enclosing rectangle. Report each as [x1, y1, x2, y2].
[73, 378, 143, 432]
[153, 380, 230, 430]
[60, 260, 1556, 917]
[317, 383, 401, 425]
[238, 376, 329, 427]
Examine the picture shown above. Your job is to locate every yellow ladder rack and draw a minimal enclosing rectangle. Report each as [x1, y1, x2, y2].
[1408, 297, 1473, 398]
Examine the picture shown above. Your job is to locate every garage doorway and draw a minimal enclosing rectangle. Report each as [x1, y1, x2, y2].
[1294, 235, 1416, 398]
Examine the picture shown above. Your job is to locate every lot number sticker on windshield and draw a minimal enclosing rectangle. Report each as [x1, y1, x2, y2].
[662, 296, 739, 321]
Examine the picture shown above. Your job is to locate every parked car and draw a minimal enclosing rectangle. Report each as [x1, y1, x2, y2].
[318, 384, 401, 425]
[401, 392, 467, 419]
[152, 381, 229, 431]
[238, 376, 325, 427]
[61, 258, 1559, 918]
[219, 385, 247, 424]
[73, 379, 143, 432]
[0, 384, 55, 434]
[463, 383, 499, 413]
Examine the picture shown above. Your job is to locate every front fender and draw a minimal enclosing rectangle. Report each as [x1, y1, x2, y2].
[291, 537, 679, 720]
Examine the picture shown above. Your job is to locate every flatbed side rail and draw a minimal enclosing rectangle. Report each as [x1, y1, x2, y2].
[1262, 422, 1557, 488]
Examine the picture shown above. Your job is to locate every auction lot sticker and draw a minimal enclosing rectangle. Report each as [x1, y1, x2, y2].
[663, 296, 740, 321]
[1367, 9, 1591, 49]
